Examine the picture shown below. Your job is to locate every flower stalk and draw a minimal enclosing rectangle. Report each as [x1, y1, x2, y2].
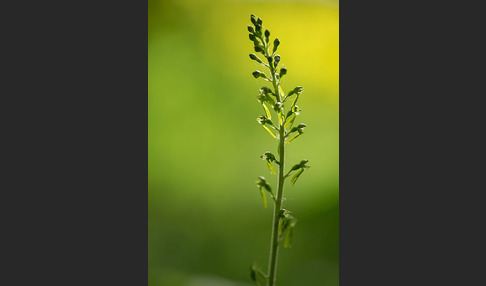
[248, 15, 310, 286]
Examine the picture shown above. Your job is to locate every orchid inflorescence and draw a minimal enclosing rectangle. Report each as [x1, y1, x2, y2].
[247, 14, 310, 286]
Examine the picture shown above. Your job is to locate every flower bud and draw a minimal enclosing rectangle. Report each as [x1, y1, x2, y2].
[248, 25, 255, 33]
[273, 38, 280, 53]
[257, 115, 267, 124]
[265, 29, 270, 38]
[261, 151, 276, 162]
[274, 55, 280, 67]
[260, 86, 272, 95]
[292, 105, 301, 115]
[249, 34, 256, 41]
[255, 23, 262, 32]
[267, 56, 273, 64]
[296, 123, 307, 133]
[252, 70, 267, 79]
[257, 17, 263, 25]
[290, 123, 306, 134]
[286, 105, 301, 118]
[256, 176, 272, 193]
[279, 67, 287, 77]
[254, 46, 265, 54]
[249, 53, 263, 64]
[251, 14, 257, 25]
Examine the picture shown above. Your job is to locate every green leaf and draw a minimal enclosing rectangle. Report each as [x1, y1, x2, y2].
[278, 86, 285, 99]
[284, 113, 296, 131]
[290, 168, 304, 185]
[260, 188, 267, 208]
[266, 161, 276, 175]
[283, 226, 293, 248]
[262, 103, 271, 119]
[285, 132, 301, 143]
[262, 125, 276, 138]
[291, 94, 300, 109]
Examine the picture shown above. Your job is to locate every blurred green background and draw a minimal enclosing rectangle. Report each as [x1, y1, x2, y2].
[148, 0, 339, 285]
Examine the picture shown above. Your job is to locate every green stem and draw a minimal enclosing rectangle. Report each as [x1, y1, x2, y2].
[267, 57, 285, 286]
[267, 125, 285, 286]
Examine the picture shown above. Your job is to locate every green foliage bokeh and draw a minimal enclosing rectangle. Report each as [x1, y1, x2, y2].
[149, 1, 339, 285]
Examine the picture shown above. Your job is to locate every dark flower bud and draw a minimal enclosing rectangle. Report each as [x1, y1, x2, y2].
[280, 67, 287, 77]
[260, 86, 272, 95]
[256, 176, 272, 193]
[297, 123, 307, 129]
[261, 151, 276, 162]
[249, 34, 256, 41]
[250, 53, 263, 64]
[265, 29, 270, 38]
[296, 123, 307, 133]
[267, 56, 273, 64]
[286, 105, 301, 118]
[252, 70, 266, 79]
[248, 25, 255, 33]
[287, 86, 303, 98]
[274, 55, 280, 67]
[254, 46, 265, 54]
[292, 105, 301, 115]
[290, 123, 306, 134]
[251, 14, 257, 25]
[256, 115, 267, 124]
[257, 17, 263, 25]
[273, 38, 280, 53]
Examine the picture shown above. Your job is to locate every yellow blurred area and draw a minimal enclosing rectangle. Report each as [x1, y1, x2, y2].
[196, 1, 339, 102]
